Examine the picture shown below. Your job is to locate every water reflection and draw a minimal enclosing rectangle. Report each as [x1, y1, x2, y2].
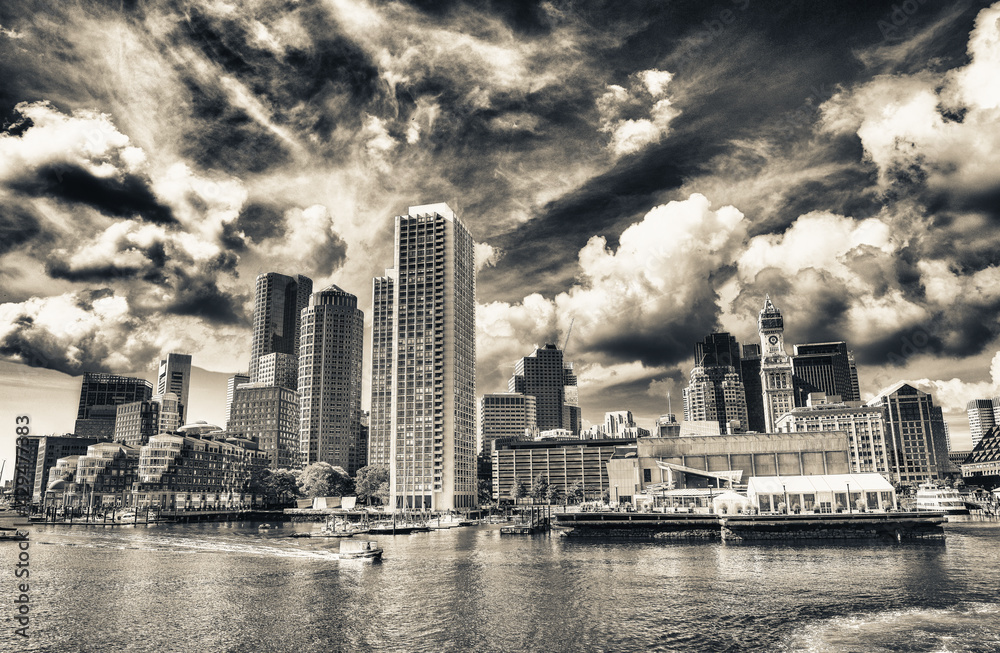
[15, 520, 1000, 652]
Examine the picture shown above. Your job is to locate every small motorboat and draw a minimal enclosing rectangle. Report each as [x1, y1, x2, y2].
[338, 539, 382, 560]
[258, 523, 275, 531]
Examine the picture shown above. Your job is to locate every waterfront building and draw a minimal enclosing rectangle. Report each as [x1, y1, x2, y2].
[791, 342, 860, 406]
[30, 435, 100, 504]
[868, 383, 950, 484]
[74, 373, 153, 440]
[369, 275, 395, 468]
[227, 383, 300, 469]
[492, 438, 635, 502]
[73, 442, 140, 508]
[225, 373, 249, 428]
[774, 393, 891, 477]
[298, 285, 365, 473]
[605, 431, 852, 505]
[746, 473, 896, 514]
[966, 398, 999, 449]
[13, 435, 41, 508]
[960, 425, 1000, 481]
[509, 344, 581, 434]
[133, 426, 268, 509]
[248, 272, 312, 388]
[479, 393, 537, 454]
[758, 296, 795, 433]
[156, 353, 191, 421]
[740, 343, 766, 432]
[370, 203, 477, 510]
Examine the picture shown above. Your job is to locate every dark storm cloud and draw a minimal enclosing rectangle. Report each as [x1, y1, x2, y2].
[167, 271, 246, 324]
[10, 164, 175, 223]
[234, 202, 284, 243]
[0, 204, 45, 255]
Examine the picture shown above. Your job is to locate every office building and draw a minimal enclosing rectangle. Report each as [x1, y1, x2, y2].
[248, 272, 312, 388]
[868, 383, 950, 484]
[480, 393, 538, 454]
[967, 398, 999, 449]
[509, 344, 581, 434]
[298, 285, 365, 473]
[656, 414, 681, 437]
[225, 373, 249, 428]
[791, 342, 859, 406]
[228, 384, 300, 469]
[74, 373, 153, 440]
[255, 352, 299, 390]
[683, 363, 748, 433]
[961, 426, 1000, 481]
[758, 296, 794, 433]
[370, 203, 477, 510]
[156, 353, 191, 421]
[774, 393, 891, 476]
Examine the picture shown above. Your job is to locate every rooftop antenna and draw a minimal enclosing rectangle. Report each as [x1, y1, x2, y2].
[668, 392, 672, 415]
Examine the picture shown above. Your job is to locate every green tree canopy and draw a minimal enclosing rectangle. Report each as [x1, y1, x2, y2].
[529, 474, 548, 502]
[546, 483, 562, 505]
[511, 477, 527, 500]
[567, 481, 584, 504]
[299, 462, 355, 498]
[354, 465, 390, 505]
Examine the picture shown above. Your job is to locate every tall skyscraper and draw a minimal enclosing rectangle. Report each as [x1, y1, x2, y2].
[369, 275, 395, 468]
[248, 272, 313, 388]
[113, 393, 182, 447]
[225, 373, 249, 428]
[509, 344, 581, 434]
[298, 285, 365, 473]
[75, 373, 154, 439]
[966, 398, 999, 449]
[869, 382, 950, 484]
[370, 203, 477, 511]
[791, 342, 859, 406]
[683, 333, 749, 433]
[758, 296, 794, 432]
[740, 343, 766, 432]
[156, 353, 191, 421]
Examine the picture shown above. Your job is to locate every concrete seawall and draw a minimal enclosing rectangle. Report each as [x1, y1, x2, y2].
[552, 512, 946, 541]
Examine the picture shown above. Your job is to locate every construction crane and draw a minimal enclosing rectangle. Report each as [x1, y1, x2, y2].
[562, 317, 575, 353]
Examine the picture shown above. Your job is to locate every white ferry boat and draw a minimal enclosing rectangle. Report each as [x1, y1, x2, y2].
[915, 483, 969, 515]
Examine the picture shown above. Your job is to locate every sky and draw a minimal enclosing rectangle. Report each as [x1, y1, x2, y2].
[3, 0, 1000, 482]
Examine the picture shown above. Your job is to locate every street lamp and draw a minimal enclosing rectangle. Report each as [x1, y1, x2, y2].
[782, 483, 788, 514]
[847, 482, 852, 514]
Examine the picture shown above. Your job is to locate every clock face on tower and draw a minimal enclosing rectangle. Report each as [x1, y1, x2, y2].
[768, 335, 779, 345]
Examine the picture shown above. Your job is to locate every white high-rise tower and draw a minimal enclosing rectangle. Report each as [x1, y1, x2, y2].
[758, 296, 794, 432]
[370, 203, 477, 511]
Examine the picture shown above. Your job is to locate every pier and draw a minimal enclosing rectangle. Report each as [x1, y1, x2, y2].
[551, 511, 947, 541]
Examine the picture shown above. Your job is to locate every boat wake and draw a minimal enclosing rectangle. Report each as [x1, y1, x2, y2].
[783, 602, 1000, 652]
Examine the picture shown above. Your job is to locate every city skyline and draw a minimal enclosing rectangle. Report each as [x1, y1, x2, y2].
[6, 1, 1000, 480]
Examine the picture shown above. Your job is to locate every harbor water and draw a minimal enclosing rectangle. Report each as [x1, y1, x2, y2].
[6, 518, 1000, 652]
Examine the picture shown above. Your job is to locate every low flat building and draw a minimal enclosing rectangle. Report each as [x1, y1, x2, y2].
[962, 426, 1000, 482]
[746, 473, 896, 514]
[492, 438, 637, 502]
[607, 432, 852, 506]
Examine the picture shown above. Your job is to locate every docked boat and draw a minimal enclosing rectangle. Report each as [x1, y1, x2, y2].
[367, 522, 416, 535]
[429, 514, 474, 530]
[915, 483, 970, 515]
[116, 512, 137, 522]
[338, 539, 382, 560]
[0, 529, 28, 542]
[258, 523, 275, 531]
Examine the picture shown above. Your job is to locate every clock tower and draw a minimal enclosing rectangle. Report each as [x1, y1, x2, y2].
[758, 295, 793, 432]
